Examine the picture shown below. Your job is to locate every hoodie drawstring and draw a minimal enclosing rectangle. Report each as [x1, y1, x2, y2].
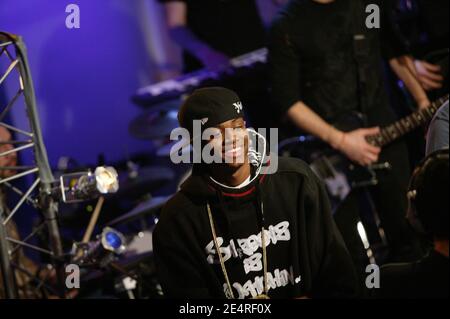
[206, 181, 270, 299]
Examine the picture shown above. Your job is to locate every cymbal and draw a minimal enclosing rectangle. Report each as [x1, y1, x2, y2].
[129, 100, 181, 140]
[108, 196, 171, 226]
[144, 99, 181, 113]
[155, 141, 183, 157]
[156, 142, 173, 157]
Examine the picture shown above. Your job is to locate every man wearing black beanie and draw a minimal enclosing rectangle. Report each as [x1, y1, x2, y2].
[153, 87, 358, 299]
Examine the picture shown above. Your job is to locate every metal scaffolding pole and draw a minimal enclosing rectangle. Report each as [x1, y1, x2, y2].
[0, 31, 64, 298]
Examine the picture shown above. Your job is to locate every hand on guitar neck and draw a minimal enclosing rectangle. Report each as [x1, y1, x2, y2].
[287, 96, 448, 168]
[287, 102, 382, 166]
[283, 97, 448, 206]
[329, 95, 449, 166]
[330, 127, 381, 167]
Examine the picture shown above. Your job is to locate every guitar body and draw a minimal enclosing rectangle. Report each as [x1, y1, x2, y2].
[279, 95, 448, 211]
[281, 112, 380, 211]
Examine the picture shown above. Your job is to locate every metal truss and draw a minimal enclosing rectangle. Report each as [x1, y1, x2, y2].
[0, 32, 64, 299]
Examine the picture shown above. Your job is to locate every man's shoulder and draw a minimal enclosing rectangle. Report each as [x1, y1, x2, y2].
[155, 191, 200, 231]
[265, 156, 326, 198]
[380, 261, 417, 280]
[427, 101, 449, 154]
[270, 0, 305, 30]
[376, 262, 417, 298]
[435, 101, 449, 122]
[270, 156, 316, 181]
[377, 255, 449, 298]
[160, 191, 198, 218]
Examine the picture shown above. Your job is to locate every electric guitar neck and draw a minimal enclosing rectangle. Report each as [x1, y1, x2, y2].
[366, 95, 449, 147]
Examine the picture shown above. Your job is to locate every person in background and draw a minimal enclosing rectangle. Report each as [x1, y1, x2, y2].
[268, 0, 428, 274]
[377, 149, 449, 299]
[158, 0, 266, 73]
[0, 126, 40, 298]
[384, 0, 448, 180]
[393, 0, 448, 96]
[426, 100, 449, 155]
[157, 0, 284, 129]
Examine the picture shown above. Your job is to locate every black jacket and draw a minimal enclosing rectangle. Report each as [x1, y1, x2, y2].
[153, 157, 358, 299]
[377, 250, 449, 299]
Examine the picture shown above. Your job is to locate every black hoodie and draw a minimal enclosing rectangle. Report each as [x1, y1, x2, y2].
[153, 156, 358, 299]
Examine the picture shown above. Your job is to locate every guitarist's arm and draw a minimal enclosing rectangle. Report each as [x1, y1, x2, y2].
[269, 19, 381, 167]
[400, 55, 444, 92]
[380, 1, 435, 108]
[162, 1, 229, 71]
[389, 56, 432, 109]
[287, 102, 381, 166]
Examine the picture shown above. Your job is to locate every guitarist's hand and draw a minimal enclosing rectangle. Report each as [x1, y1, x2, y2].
[414, 60, 444, 91]
[336, 127, 381, 166]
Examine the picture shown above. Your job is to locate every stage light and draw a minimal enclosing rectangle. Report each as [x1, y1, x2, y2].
[71, 227, 126, 266]
[101, 227, 126, 254]
[95, 166, 119, 194]
[59, 166, 119, 203]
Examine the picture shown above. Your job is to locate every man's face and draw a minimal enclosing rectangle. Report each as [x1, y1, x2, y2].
[206, 118, 249, 169]
[0, 127, 18, 178]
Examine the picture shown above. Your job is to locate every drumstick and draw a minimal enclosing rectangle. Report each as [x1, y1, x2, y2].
[82, 196, 105, 243]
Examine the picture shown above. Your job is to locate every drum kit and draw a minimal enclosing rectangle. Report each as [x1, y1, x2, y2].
[51, 97, 184, 298]
[72, 101, 186, 298]
[70, 95, 191, 298]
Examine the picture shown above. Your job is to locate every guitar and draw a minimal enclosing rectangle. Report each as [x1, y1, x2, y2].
[280, 95, 449, 210]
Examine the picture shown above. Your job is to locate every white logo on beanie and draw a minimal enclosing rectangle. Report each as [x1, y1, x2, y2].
[200, 117, 209, 125]
[233, 102, 243, 114]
